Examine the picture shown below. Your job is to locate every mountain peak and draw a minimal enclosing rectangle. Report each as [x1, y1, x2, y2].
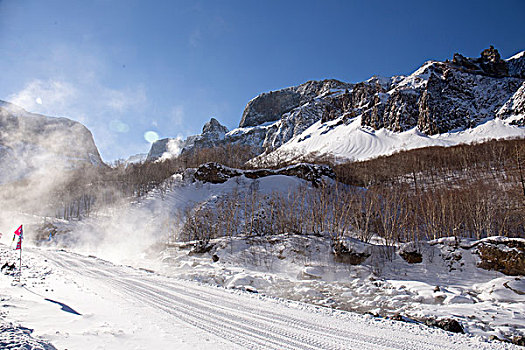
[202, 117, 228, 135]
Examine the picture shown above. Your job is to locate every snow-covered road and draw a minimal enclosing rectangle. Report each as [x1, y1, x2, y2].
[16, 248, 512, 350]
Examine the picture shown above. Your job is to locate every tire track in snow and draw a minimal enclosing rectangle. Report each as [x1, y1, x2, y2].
[36, 249, 514, 350]
[43, 252, 364, 349]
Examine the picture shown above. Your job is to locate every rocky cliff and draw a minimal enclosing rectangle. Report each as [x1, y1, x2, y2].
[0, 101, 104, 183]
[148, 47, 525, 163]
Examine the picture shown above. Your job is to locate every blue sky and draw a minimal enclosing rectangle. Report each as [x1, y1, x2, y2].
[1, 0, 524, 161]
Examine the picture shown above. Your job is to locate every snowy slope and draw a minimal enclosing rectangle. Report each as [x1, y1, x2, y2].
[0, 244, 518, 349]
[257, 116, 525, 164]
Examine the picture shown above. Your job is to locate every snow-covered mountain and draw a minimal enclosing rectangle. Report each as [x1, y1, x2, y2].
[148, 47, 525, 163]
[0, 100, 104, 184]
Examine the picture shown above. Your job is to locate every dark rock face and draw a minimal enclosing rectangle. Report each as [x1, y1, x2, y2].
[247, 46, 525, 147]
[276, 163, 335, 185]
[497, 81, 525, 125]
[240, 79, 353, 128]
[360, 56, 523, 135]
[194, 162, 242, 184]
[475, 239, 525, 276]
[399, 242, 423, 264]
[451, 46, 509, 78]
[240, 89, 302, 128]
[423, 318, 464, 334]
[400, 250, 423, 264]
[415, 65, 522, 134]
[331, 241, 370, 265]
[202, 118, 228, 139]
[193, 162, 335, 185]
[508, 52, 525, 79]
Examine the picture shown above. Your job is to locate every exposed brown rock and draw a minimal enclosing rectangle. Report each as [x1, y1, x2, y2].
[475, 239, 525, 276]
[422, 318, 464, 334]
[331, 241, 370, 265]
[193, 162, 335, 185]
[400, 250, 423, 264]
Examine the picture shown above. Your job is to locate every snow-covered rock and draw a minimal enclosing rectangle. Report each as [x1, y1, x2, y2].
[497, 81, 525, 124]
[191, 162, 335, 185]
[146, 118, 231, 161]
[124, 152, 148, 165]
[239, 79, 353, 128]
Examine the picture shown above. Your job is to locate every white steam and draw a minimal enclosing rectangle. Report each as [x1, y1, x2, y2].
[159, 137, 184, 161]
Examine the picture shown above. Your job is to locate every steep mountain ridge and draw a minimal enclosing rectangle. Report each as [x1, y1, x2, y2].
[147, 47, 525, 163]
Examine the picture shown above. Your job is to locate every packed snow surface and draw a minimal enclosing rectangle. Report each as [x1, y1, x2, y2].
[0, 245, 518, 350]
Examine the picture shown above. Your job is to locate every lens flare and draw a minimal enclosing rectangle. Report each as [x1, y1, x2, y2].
[144, 131, 159, 143]
[109, 120, 130, 133]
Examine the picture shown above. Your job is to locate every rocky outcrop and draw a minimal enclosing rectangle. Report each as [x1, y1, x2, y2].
[332, 241, 370, 265]
[415, 63, 522, 134]
[240, 80, 353, 128]
[192, 162, 335, 185]
[450, 45, 509, 78]
[507, 51, 525, 79]
[331, 238, 373, 265]
[193, 162, 242, 183]
[421, 317, 464, 334]
[497, 81, 525, 125]
[0, 101, 103, 165]
[147, 118, 231, 161]
[203, 117, 228, 136]
[474, 238, 525, 276]
[247, 46, 525, 149]
[399, 242, 423, 264]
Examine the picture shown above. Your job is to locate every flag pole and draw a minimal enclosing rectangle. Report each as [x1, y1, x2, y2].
[19, 239, 22, 280]
[13, 224, 23, 282]
[18, 225, 23, 281]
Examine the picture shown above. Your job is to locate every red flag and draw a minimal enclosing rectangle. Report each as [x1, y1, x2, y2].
[14, 225, 23, 250]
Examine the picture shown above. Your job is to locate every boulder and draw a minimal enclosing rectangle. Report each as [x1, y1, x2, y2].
[331, 239, 371, 265]
[423, 318, 464, 334]
[512, 336, 525, 346]
[475, 239, 525, 276]
[399, 242, 423, 264]
[400, 250, 423, 264]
